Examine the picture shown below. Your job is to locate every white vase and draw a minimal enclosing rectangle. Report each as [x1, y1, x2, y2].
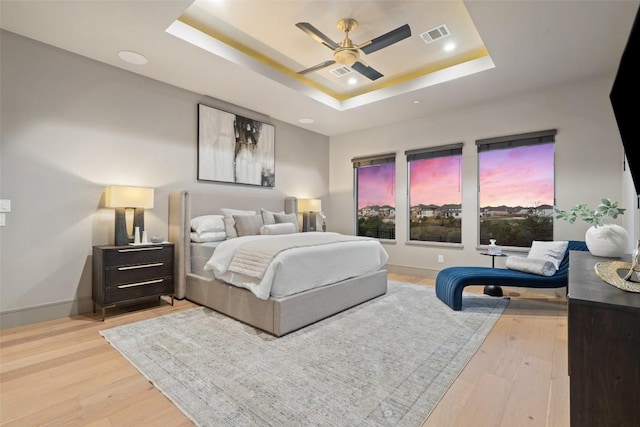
[585, 224, 629, 257]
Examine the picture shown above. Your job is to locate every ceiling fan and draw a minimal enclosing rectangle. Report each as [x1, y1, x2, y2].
[296, 18, 411, 81]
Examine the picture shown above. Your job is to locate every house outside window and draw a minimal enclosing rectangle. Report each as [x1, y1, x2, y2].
[406, 143, 463, 243]
[477, 129, 556, 247]
[352, 153, 396, 239]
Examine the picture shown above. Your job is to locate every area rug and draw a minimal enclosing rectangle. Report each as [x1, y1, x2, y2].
[100, 281, 508, 427]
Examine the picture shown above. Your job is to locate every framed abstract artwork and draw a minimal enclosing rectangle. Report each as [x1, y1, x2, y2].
[197, 103, 275, 187]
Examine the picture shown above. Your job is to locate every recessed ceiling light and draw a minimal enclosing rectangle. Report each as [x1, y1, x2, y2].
[299, 118, 314, 124]
[118, 50, 148, 65]
[348, 77, 358, 85]
[443, 43, 456, 52]
[413, 100, 420, 104]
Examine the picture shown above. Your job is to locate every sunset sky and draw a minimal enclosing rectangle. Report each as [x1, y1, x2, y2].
[410, 156, 461, 206]
[479, 143, 554, 207]
[357, 143, 554, 209]
[357, 163, 395, 209]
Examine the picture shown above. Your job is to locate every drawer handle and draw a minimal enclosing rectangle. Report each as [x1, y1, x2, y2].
[117, 279, 164, 288]
[117, 247, 164, 253]
[118, 262, 164, 271]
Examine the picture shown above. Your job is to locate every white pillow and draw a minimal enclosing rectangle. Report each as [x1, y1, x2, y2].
[190, 231, 227, 243]
[527, 240, 569, 269]
[220, 208, 256, 239]
[190, 215, 225, 234]
[507, 256, 557, 276]
[261, 208, 284, 225]
[260, 223, 297, 235]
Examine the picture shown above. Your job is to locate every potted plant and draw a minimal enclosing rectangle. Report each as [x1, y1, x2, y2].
[554, 198, 628, 257]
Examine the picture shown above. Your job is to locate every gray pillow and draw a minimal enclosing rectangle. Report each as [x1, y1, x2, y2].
[273, 212, 298, 228]
[221, 208, 256, 238]
[232, 214, 264, 237]
[261, 208, 284, 225]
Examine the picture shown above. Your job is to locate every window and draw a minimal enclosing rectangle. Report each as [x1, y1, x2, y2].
[352, 153, 396, 239]
[477, 129, 556, 247]
[406, 144, 463, 243]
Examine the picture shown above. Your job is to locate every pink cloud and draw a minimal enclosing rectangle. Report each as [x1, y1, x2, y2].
[480, 143, 554, 207]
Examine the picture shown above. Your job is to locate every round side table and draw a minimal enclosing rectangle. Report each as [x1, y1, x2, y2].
[480, 252, 508, 297]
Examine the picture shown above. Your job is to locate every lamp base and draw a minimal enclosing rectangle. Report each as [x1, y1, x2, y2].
[302, 211, 317, 232]
[114, 207, 145, 246]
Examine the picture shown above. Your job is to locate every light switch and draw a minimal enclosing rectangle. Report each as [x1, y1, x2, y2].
[0, 199, 10, 213]
[0, 213, 5, 226]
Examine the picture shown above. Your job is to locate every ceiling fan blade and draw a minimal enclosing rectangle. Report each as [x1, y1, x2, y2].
[359, 24, 411, 55]
[296, 22, 340, 50]
[297, 60, 336, 75]
[351, 61, 383, 81]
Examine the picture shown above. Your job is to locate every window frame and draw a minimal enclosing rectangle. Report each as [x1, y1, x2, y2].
[476, 129, 557, 248]
[405, 143, 463, 244]
[352, 152, 397, 240]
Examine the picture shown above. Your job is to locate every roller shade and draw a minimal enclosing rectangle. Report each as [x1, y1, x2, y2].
[476, 129, 556, 152]
[405, 143, 463, 161]
[352, 152, 396, 168]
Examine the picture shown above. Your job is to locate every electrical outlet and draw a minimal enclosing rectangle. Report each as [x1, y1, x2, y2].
[0, 213, 5, 227]
[438, 255, 444, 263]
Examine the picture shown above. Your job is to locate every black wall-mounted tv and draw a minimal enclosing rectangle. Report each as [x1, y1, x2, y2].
[610, 6, 640, 195]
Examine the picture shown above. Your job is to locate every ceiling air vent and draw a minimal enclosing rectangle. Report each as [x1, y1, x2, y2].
[329, 65, 353, 77]
[419, 24, 451, 44]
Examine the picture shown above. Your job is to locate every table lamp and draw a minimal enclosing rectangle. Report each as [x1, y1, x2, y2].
[298, 199, 321, 232]
[105, 186, 154, 245]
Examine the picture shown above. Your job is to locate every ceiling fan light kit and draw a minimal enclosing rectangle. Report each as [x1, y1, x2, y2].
[334, 49, 358, 66]
[296, 18, 411, 81]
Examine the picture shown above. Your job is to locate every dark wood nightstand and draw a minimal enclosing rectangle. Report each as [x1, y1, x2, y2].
[92, 243, 175, 320]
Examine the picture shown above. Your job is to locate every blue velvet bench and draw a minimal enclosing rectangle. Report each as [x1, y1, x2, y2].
[435, 240, 588, 311]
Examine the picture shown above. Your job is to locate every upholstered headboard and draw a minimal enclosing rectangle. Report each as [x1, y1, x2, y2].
[168, 189, 297, 298]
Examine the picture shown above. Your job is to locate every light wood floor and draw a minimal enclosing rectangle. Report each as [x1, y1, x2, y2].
[0, 274, 570, 427]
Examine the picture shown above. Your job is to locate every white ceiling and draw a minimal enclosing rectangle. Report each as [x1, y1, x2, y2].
[171, 0, 492, 104]
[1, 0, 638, 137]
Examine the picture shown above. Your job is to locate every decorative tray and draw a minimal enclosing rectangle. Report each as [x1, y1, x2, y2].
[594, 261, 640, 293]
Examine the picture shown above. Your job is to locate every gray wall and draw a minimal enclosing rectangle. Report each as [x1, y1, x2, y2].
[329, 77, 637, 278]
[0, 31, 329, 328]
[2, 29, 636, 327]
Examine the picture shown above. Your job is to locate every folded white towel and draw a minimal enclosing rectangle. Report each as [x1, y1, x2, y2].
[506, 256, 557, 276]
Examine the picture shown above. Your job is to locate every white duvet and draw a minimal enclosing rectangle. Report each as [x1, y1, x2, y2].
[203, 232, 389, 299]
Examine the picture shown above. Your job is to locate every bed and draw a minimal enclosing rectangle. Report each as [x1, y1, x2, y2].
[168, 189, 389, 336]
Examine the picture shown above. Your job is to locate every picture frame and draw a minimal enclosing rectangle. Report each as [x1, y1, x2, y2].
[197, 103, 275, 187]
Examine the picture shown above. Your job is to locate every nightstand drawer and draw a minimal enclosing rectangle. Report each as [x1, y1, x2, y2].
[104, 245, 171, 267]
[105, 262, 173, 286]
[104, 277, 174, 305]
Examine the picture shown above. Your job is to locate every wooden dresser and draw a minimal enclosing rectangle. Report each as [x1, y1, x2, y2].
[92, 243, 175, 320]
[567, 250, 640, 426]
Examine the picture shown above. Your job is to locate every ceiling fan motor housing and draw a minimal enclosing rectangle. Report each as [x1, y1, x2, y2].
[334, 48, 359, 65]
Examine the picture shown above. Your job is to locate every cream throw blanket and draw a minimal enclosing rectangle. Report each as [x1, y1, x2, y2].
[228, 233, 368, 279]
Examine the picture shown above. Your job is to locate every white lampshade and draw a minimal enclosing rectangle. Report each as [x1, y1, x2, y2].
[298, 198, 321, 212]
[105, 186, 154, 209]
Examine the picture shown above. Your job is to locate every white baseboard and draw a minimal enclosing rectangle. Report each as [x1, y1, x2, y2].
[385, 264, 439, 279]
[0, 297, 94, 329]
